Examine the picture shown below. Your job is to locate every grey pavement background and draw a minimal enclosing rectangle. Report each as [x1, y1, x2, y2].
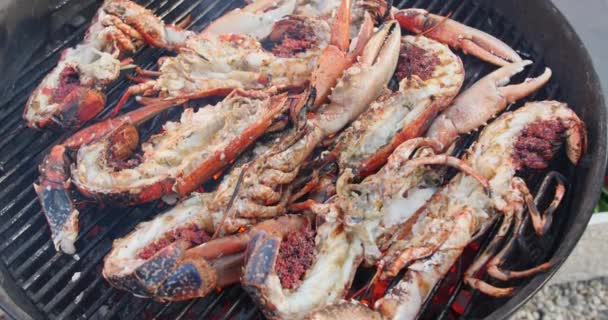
[552, 0, 608, 97]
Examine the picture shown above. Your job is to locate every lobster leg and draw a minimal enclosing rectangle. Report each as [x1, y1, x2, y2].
[388, 155, 489, 189]
[103, 0, 193, 51]
[104, 15, 143, 42]
[485, 173, 567, 282]
[464, 173, 566, 297]
[135, 67, 162, 78]
[101, 15, 143, 52]
[516, 172, 567, 236]
[463, 208, 517, 297]
[485, 207, 553, 283]
[376, 155, 489, 279]
[103, 26, 138, 53]
[111, 81, 157, 118]
[311, 0, 375, 108]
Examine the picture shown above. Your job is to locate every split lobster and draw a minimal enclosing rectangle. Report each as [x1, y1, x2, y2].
[308, 101, 586, 320]
[114, 0, 379, 117]
[36, 89, 291, 254]
[252, 57, 551, 319]
[24, 0, 193, 130]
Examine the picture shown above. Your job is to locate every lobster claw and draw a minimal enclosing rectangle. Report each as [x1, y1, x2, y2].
[141, 244, 223, 301]
[105, 240, 228, 300]
[52, 87, 106, 129]
[426, 60, 552, 147]
[34, 145, 79, 254]
[314, 20, 401, 135]
[396, 9, 522, 66]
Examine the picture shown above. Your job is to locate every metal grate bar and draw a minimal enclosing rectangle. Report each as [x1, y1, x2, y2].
[0, 134, 46, 167]
[0, 187, 35, 221]
[152, 302, 174, 320]
[103, 292, 134, 319]
[42, 244, 111, 312]
[5, 225, 47, 267]
[12, 207, 105, 277]
[0, 159, 38, 194]
[196, 289, 229, 319]
[0, 212, 44, 253]
[22, 209, 127, 291]
[0, 95, 31, 133]
[0, 136, 50, 179]
[0, 106, 30, 140]
[221, 293, 248, 320]
[124, 299, 154, 320]
[53, 275, 106, 318]
[81, 285, 116, 319]
[29, 207, 148, 299]
[174, 300, 198, 320]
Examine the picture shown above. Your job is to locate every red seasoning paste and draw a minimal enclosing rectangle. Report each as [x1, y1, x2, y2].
[138, 224, 210, 259]
[395, 43, 440, 81]
[269, 19, 316, 57]
[275, 229, 316, 289]
[513, 120, 566, 170]
[51, 67, 81, 102]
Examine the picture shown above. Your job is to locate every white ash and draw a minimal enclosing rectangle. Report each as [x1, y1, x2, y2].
[71, 272, 81, 282]
[74, 292, 84, 305]
[162, 193, 179, 205]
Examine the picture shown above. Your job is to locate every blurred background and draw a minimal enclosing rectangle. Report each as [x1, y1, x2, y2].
[513, 1, 608, 319]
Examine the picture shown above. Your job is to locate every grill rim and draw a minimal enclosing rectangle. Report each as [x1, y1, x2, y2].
[477, 0, 608, 319]
[0, 0, 605, 319]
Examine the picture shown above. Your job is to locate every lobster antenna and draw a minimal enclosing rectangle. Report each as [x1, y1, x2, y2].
[419, 12, 453, 38]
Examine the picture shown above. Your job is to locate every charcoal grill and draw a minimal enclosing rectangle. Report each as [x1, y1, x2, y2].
[0, 0, 605, 319]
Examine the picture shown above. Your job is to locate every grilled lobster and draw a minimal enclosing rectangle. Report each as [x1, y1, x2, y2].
[24, 0, 193, 130]
[36, 89, 291, 254]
